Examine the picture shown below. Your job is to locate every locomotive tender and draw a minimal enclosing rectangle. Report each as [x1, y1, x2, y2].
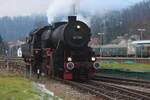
[22, 16, 98, 80]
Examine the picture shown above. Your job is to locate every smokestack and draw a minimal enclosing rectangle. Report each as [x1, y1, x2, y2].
[68, 16, 77, 22]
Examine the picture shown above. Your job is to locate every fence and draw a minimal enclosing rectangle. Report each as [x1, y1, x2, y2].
[97, 57, 150, 64]
[0, 58, 26, 75]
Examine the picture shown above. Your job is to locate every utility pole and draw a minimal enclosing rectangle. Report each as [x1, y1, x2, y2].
[137, 28, 146, 40]
[137, 28, 146, 58]
[97, 33, 104, 57]
[103, 17, 107, 44]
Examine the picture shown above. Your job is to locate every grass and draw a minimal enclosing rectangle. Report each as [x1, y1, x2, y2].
[96, 60, 150, 80]
[100, 61, 150, 72]
[0, 74, 61, 100]
[0, 74, 41, 100]
[96, 69, 150, 80]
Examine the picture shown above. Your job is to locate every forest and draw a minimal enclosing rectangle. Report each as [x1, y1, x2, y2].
[0, 0, 150, 44]
[0, 15, 48, 41]
[91, 0, 150, 43]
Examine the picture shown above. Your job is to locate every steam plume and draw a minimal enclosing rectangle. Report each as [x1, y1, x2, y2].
[46, 0, 141, 24]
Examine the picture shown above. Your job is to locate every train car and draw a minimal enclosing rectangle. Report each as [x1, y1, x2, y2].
[99, 45, 127, 57]
[135, 45, 150, 57]
[22, 16, 98, 81]
[96, 42, 150, 57]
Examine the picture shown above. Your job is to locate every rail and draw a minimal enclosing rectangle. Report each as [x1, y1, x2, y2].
[94, 75, 150, 88]
[89, 80, 150, 100]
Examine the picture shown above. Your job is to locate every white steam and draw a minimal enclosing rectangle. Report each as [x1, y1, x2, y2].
[46, 0, 141, 25]
[46, 0, 75, 23]
[46, 0, 95, 25]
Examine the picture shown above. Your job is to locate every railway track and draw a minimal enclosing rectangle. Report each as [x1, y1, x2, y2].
[88, 80, 150, 100]
[53, 77, 113, 100]
[93, 75, 150, 88]
[54, 77, 150, 100]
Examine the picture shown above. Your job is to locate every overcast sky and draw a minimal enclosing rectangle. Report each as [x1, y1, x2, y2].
[0, 0, 143, 17]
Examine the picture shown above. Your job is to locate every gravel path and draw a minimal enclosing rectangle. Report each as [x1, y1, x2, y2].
[35, 78, 102, 100]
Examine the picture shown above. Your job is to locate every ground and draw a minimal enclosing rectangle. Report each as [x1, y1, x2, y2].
[0, 73, 60, 100]
[0, 74, 41, 100]
[43, 79, 100, 100]
[0, 73, 101, 100]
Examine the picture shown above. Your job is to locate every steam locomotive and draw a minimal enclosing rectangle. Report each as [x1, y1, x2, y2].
[22, 16, 99, 81]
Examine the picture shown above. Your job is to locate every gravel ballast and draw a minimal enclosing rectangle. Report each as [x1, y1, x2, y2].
[36, 78, 102, 100]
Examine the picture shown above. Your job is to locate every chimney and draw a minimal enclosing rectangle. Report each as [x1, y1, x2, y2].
[68, 16, 76, 22]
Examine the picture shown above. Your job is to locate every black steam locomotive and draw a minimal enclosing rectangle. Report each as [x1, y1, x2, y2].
[22, 16, 99, 80]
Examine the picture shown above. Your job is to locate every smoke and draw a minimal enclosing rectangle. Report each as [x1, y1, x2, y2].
[46, 0, 75, 23]
[46, 0, 98, 25]
[46, 0, 142, 24]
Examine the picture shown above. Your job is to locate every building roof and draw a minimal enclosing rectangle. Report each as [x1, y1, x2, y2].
[7, 40, 25, 47]
[132, 40, 150, 44]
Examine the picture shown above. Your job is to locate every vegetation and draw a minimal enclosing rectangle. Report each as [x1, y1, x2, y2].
[0, 1, 149, 43]
[0, 34, 8, 56]
[0, 75, 39, 100]
[96, 69, 150, 80]
[0, 74, 59, 100]
[0, 15, 48, 41]
[100, 61, 150, 72]
[91, 0, 150, 43]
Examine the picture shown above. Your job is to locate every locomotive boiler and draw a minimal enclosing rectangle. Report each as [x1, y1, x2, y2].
[22, 16, 99, 80]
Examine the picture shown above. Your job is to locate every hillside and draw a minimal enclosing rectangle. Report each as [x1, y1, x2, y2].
[91, 0, 150, 43]
[1, 0, 150, 42]
[0, 15, 48, 41]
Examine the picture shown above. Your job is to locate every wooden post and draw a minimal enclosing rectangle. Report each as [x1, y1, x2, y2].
[37, 69, 40, 79]
[6, 58, 9, 72]
[29, 64, 32, 79]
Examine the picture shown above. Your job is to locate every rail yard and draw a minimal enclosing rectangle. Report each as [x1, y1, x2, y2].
[0, 15, 150, 99]
[0, 57, 150, 100]
[1, 0, 150, 100]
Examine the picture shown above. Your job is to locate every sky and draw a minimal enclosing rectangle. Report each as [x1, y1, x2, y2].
[0, 0, 144, 17]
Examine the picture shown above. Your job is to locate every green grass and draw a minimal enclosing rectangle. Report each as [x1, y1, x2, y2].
[0, 74, 60, 100]
[100, 61, 150, 72]
[96, 69, 150, 80]
[0, 75, 41, 100]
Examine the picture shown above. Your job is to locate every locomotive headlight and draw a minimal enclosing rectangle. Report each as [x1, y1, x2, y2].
[67, 57, 72, 62]
[77, 25, 81, 29]
[91, 57, 96, 61]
